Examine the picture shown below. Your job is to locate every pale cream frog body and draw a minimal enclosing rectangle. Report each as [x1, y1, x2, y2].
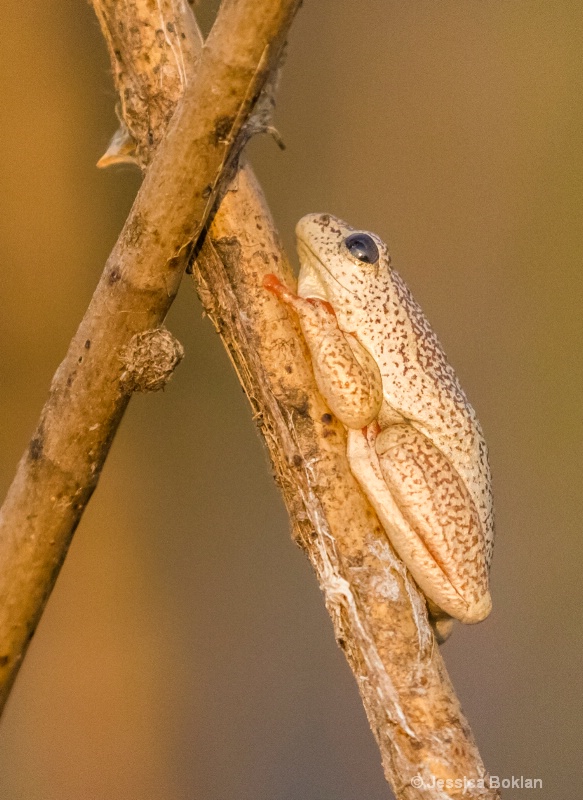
[266, 213, 494, 627]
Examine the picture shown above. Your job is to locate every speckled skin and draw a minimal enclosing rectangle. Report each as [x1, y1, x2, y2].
[277, 213, 494, 624]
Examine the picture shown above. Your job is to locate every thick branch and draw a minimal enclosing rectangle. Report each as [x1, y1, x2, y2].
[0, 0, 302, 711]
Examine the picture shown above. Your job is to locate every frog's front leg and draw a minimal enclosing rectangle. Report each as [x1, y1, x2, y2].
[264, 275, 383, 429]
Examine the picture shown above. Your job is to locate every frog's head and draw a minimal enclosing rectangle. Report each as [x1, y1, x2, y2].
[295, 213, 390, 332]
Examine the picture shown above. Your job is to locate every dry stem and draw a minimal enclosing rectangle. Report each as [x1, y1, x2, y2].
[0, 0, 301, 711]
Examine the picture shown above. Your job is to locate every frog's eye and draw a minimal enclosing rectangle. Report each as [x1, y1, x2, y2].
[344, 233, 379, 264]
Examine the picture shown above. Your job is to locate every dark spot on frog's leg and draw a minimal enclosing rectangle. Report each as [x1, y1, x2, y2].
[85, 340, 91, 349]
[321, 413, 333, 424]
[166, 21, 175, 32]
[202, 184, 212, 199]
[108, 268, 121, 285]
[292, 454, 303, 468]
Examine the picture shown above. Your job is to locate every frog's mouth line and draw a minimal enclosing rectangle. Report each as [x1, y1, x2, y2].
[296, 238, 357, 301]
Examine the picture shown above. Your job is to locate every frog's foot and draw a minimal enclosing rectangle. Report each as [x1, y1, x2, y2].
[347, 424, 491, 624]
[263, 273, 296, 303]
[263, 273, 336, 317]
[362, 419, 381, 447]
[431, 615, 455, 644]
[426, 599, 455, 644]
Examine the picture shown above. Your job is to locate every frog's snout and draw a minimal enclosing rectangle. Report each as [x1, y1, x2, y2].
[295, 213, 324, 242]
[296, 213, 355, 251]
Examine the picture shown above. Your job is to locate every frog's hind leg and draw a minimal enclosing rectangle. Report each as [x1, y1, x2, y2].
[347, 424, 491, 624]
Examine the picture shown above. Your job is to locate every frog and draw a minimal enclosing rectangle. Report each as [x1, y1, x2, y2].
[264, 213, 494, 636]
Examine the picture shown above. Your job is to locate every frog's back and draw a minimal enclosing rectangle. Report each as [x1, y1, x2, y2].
[357, 267, 494, 564]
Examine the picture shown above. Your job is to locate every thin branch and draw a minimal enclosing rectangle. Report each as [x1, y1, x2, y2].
[93, 4, 499, 798]
[0, 0, 302, 711]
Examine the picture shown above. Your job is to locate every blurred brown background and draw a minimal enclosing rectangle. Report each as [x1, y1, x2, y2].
[0, 1, 582, 798]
